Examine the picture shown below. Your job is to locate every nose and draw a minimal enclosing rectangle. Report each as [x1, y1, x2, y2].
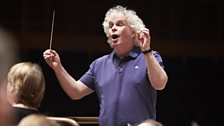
[111, 25, 117, 32]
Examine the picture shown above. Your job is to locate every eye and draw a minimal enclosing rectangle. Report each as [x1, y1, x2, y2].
[116, 21, 124, 26]
[109, 22, 114, 28]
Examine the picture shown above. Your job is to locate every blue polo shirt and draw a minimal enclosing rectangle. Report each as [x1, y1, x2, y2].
[80, 47, 164, 126]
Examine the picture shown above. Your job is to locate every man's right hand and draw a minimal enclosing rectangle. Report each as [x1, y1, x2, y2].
[43, 49, 61, 70]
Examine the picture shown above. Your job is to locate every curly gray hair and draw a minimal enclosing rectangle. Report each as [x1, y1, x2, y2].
[102, 5, 145, 46]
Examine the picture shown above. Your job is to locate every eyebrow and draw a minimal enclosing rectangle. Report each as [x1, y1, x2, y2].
[109, 19, 124, 23]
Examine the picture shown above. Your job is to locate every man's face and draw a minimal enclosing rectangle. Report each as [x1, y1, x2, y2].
[108, 15, 135, 48]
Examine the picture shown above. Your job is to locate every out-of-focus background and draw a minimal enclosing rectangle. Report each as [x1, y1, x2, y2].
[1, 0, 223, 126]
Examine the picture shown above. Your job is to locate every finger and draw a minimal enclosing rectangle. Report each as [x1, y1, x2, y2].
[139, 28, 149, 34]
[43, 55, 52, 60]
[50, 50, 57, 56]
[136, 31, 140, 39]
[43, 51, 54, 58]
[44, 49, 56, 57]
[141, 30, 149, 35]
[139, 31, 144, 39]
[43, 50, 52, 56]
[141, 31, 150, 42]
[140, 28, 149, 32]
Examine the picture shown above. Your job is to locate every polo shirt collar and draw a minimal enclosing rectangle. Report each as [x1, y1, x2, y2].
[112, 46, 141, 59]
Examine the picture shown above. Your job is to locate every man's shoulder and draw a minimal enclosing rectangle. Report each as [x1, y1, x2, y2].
[94, 53, 112, 62]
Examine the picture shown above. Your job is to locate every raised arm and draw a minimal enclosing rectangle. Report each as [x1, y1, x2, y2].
[136, 28, 168, 90]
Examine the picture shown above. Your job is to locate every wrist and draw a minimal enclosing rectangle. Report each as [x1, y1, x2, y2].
[142, 48, 152, 54]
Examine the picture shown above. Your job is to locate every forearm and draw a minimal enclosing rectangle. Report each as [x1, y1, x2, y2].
[144, 53, 168, 90]
[53, 65, 83, 99]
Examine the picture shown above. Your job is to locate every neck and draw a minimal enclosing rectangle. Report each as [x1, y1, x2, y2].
[114, 47, 133, 59]
[114, 43, 135, 58]
[12, 103, 38, 111]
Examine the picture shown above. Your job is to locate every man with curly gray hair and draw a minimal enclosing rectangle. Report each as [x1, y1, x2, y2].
[102, 5, 145, 47]
[43, 5, 168, 126]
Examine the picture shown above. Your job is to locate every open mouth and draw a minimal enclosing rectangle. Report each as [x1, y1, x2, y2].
[111, 34, 119, 39]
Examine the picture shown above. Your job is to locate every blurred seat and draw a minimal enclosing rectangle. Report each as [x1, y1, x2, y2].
[47, 117, 80, 126]
[68, 116, 99, 125]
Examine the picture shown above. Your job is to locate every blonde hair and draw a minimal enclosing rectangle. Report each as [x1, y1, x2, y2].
[137, 119, 163, 126]
[7, 62, 45, 108]
[18, 114, 60, 126]
[102, 5, 145, 46]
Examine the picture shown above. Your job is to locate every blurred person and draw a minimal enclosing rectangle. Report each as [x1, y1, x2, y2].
[127, 119, 163, 126]
[43, 5, 168, 126]
[0, 27, 19, 82]
[7, 62, 45, 125]
[191, 120, 200, 126]
[0, 87, 12, 126]
[18, 114, 61, 126]
[0, 27, 19, 126]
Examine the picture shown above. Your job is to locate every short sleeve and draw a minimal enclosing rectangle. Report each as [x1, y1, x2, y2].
[79, 61, 96, 90]
[153, 51, 165, 68]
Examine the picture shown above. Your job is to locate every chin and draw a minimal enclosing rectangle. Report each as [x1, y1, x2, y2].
[112, 43, 119, 47]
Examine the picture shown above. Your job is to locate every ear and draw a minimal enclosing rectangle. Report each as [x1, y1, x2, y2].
[6, 83, 16, 105]
[131, 29, 136, 38]
[9, 87, 14, 93]
[7, 83, 15, 94]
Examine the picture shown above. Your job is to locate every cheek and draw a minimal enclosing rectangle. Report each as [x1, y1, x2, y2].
[122, 31, 135, 41]
[123, 27, 135, 36]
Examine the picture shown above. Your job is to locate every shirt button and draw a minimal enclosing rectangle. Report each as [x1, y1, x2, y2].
[118, 67, 122, 72]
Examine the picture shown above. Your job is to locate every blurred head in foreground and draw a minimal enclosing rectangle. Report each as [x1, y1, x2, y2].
[18, 114, 61, 126]
[0, 27, 19, 126]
